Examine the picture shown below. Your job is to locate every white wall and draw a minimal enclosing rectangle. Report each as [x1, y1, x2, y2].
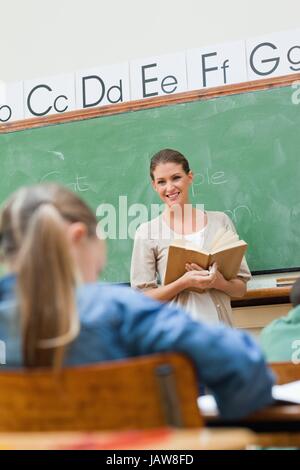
[2, 0, 300, 81]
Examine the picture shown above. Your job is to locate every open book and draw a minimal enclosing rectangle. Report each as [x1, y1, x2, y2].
[164, 226, 248, 287]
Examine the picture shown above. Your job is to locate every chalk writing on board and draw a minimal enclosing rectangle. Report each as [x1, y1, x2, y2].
[67, 176, 90, 192]
[47, 150, 65, 160]
[40, 172, 90, 192]
[40, 171, 60, 182]
[191, 170, 227, 196]
[225, 205, 252, 223]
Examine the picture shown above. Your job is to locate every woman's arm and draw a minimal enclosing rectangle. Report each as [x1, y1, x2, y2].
[130, 225, 159, 291]
[211, 272, 247, 298]
[144, 280, 185, 302]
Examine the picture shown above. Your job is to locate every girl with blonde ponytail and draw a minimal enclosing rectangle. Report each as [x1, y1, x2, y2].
[0, 183, 273, 419]
[0, 183, 99, 368]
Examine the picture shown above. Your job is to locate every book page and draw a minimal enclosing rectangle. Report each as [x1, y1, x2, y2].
[211, 239, 247, 255]
[170, 238, 209, 253]
[272, 381, 300, 404]
[197, 395, 218, 415]
[210, 227, 228, 251]
[212, 231, 239, 251]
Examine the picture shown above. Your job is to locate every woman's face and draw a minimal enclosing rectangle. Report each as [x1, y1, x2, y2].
[151, 162, 193, 208]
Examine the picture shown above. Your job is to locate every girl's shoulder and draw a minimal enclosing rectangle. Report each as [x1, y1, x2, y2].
[77, 282, 162, 328]
[76, 283, 128, 329]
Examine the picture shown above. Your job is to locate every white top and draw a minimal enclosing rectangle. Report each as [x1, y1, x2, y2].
[183, 226, 206, 246]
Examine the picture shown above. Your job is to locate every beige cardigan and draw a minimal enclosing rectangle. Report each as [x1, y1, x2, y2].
[130, 211, 251, 326]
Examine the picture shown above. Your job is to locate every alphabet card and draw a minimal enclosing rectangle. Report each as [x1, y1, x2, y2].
[0, 81, 24, 123]
[23, 73, 76, 118]
[246, 29, 300, 81]
[75, 63, 130, 110]
[130, 52, 188, 100]
[186, 41, 247, 90]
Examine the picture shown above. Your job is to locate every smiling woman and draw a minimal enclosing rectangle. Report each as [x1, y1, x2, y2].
[130, 148, 251, 326]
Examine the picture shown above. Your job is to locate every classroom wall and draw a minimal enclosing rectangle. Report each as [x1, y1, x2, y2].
[2, 0, 300, 82]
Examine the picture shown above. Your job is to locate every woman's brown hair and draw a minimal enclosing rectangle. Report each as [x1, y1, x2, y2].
[0, 183, 97, 368]
[150, 149, 191, 180]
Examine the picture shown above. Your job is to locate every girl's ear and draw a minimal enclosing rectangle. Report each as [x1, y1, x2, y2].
[67, 222, 87, 245]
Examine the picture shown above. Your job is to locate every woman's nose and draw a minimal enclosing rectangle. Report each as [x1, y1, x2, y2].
[166, 181, 175, 192]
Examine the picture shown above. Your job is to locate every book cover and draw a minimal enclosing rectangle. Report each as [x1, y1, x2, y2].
[164, 230, 247, 288]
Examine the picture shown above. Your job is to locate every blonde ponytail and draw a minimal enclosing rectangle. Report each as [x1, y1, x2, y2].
[17, 203, 79, 368]
[0, 183, 97, 368]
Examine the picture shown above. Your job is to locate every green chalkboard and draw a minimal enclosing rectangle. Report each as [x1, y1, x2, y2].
[1, 82, 300, 281]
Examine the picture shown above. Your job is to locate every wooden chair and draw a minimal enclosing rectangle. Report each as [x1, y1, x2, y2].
[269, 362, 300, 384]
[0, 353, 203, 432]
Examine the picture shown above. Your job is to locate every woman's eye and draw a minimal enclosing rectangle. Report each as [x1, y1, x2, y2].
[173, 176, 181, 180]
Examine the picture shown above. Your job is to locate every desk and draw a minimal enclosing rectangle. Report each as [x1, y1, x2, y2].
[203, 403, 300, 447]
[0, 428, 256, 450]
[231, 284, 292, 339]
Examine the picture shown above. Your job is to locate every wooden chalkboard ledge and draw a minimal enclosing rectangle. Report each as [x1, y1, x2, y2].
[231, 286, 291, 308]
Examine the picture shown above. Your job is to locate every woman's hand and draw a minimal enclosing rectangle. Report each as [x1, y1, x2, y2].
[184, 262, 247, 297]
[184, 262, 227, 291]
[182, 262, 217, 291]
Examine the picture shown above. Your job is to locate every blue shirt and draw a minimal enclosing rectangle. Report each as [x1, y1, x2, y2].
[0, 274, 274, 420]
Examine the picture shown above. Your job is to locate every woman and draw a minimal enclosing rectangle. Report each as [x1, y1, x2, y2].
[0, 182, 272, 420]
[131, 148, 251, 325]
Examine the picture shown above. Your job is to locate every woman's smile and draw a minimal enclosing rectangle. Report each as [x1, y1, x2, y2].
[166, 191, 180, 202]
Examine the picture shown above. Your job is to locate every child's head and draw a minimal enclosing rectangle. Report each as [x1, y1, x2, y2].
[0, 183, 105, 280]
[0, 183, 105, 368]
[290, 278, 300, 307]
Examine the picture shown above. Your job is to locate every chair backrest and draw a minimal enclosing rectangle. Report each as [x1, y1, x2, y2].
[0, 353, 203, 432]
[269, 362, 300, 384]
